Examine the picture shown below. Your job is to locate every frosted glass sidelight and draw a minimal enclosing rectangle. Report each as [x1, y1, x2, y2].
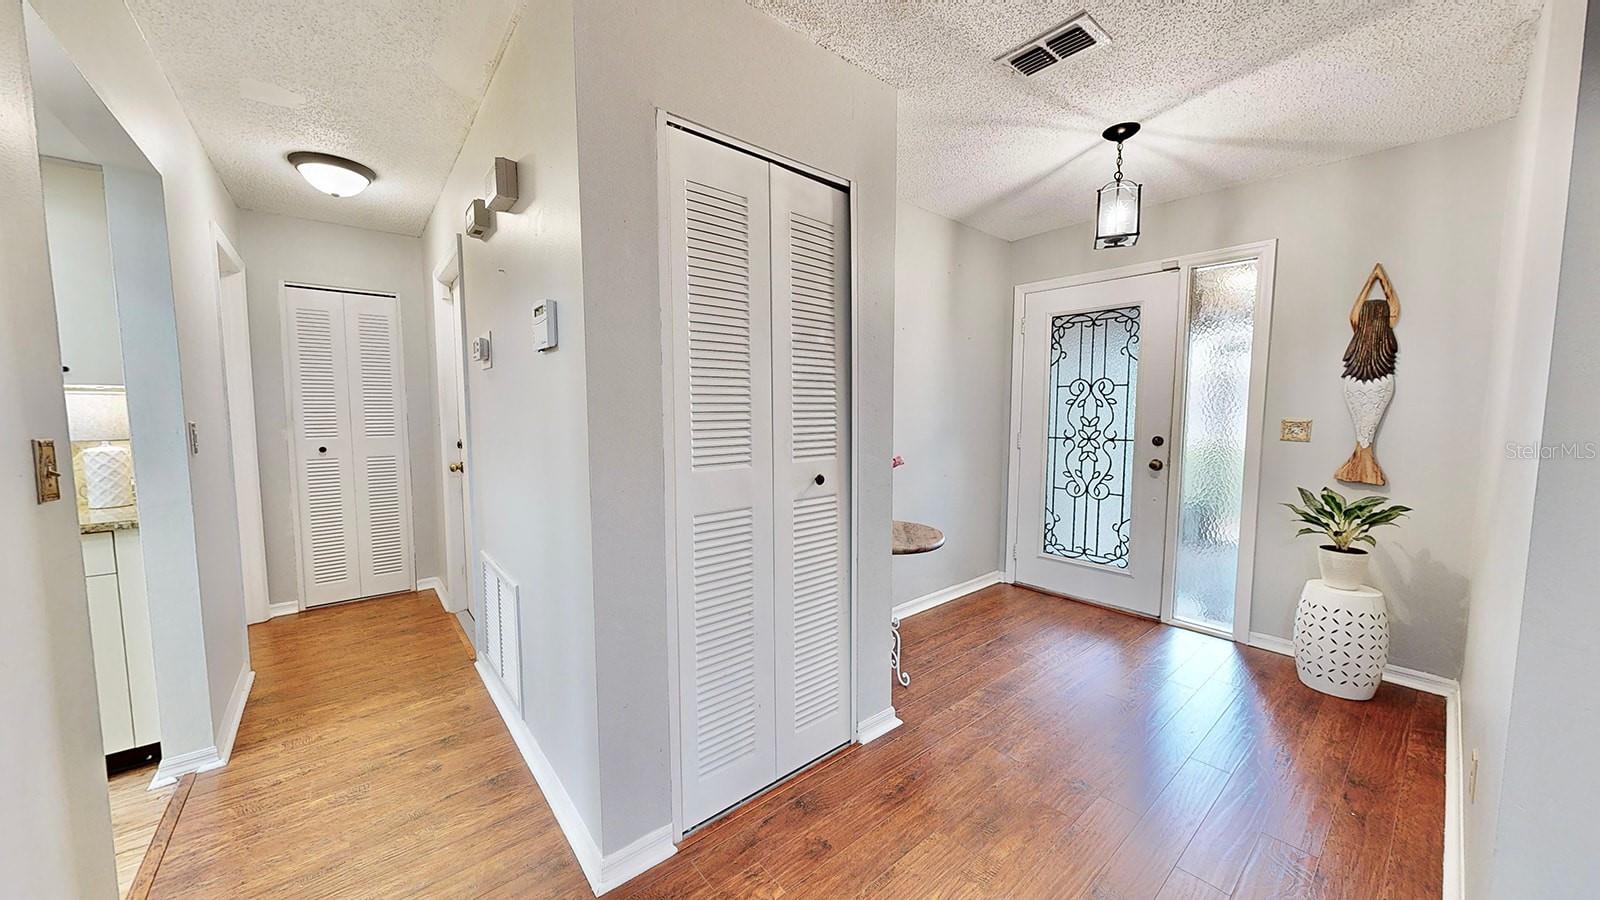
[1042, 306, 1140, 569]
[1171, 260, 1259, 632]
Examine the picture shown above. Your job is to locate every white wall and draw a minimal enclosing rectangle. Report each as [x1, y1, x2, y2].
[570, 0, 898, 852]
[0, 1, 116, 892]
[1011, 122, 1514, 679]
[893, 202, 1012, 605]
[235, 209, 441, 608]
[420, 0, 604, 843]
[32, 0, 251, 746]
[40, 157, 122, 385]
[1458, 0, 1586, 890]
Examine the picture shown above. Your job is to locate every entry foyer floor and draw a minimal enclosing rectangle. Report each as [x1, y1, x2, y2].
[143, 585, 1443, 898]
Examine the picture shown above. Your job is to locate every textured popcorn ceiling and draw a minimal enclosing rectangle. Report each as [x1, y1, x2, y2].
[122, 0, 524, 235]
[749, 0, 1543, 241]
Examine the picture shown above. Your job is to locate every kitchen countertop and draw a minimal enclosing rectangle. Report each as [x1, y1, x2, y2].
[80, 507, 139, 535]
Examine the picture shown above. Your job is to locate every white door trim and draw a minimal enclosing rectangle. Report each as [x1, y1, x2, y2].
[278, 280, 417, 611]
[1004, 240, 1277, 643]
[211, 222, 272, 624]
[656, 110, 859, 842]
[432, 237, 475, 621]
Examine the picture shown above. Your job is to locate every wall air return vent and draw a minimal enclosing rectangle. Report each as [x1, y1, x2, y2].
[999, 12, 1109, 77]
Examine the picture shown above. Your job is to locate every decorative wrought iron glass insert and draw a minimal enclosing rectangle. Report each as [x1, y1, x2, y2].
[1043, 305, 1140, 568]
[1171, 259, 1259, 632]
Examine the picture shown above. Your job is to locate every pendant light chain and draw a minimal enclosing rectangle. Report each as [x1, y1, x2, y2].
[1113, 141, 1124, 184]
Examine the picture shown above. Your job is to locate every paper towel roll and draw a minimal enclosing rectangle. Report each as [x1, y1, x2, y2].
[82, 443, 135, 509]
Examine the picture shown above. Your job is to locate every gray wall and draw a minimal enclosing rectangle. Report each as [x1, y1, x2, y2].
[1459, 0, 1586, 888]
[420, 0, 605, 843]
[1010, 122, 1514, 679]
[571, 0, 898, 852]
[892, 202, 1012, 606]
[34, 0, 253, 751]
[0, 0, 116, 891]
[1478, 3, 1599, 892]
[235, 209, 441, 608]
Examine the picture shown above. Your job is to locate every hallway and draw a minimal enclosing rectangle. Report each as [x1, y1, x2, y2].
[142, 592, 590, 897]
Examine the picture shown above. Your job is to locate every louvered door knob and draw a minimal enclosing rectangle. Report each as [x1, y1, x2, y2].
[814, 474, 826, 485]
[318, 446, 327, 454]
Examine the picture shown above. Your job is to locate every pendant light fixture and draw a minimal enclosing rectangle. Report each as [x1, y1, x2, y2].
[287, 151, 376, 198]
[1094, 122, 1142, 249]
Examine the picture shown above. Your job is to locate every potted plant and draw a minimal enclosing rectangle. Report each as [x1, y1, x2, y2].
[1284, 486, 1409, 590]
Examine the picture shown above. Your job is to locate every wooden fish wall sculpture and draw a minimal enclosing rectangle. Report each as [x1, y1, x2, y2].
[1336, 264, 1400, 487]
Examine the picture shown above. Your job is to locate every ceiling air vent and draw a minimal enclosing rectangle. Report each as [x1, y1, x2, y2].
[998, 12, 1110, 77]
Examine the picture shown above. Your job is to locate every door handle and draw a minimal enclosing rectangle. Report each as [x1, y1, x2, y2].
[1148, 459, 1164, 472]
[814, 474, 826, 486]
[449, 461, 465, 473]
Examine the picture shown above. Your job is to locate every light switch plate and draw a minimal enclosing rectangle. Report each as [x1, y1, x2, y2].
[32, 439, 61, 503]
[1280, 419, 1312, 442]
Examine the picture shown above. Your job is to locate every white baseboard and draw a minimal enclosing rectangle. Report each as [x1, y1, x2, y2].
[267, 600, 299, 619]
[150, 665, 255, 788]
[473, 658, 674, 894]
[1245, 632, 1459, 697]
[149, 745, 222, 788]
[856, 706, 902, 744]
[417, 576, 456, 613]
[598, 825, 677, 893]
[893, 570, 1004, 620]
[1444, 689, 1464, 900]
[215, 667, 255, 765]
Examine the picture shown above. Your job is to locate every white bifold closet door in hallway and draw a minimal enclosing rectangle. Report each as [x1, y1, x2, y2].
[285, 285, 414, 608]
[668, 126, 852, 828]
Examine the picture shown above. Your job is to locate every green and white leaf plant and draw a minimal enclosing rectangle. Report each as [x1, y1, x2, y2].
[1284, 486, 1410, 589]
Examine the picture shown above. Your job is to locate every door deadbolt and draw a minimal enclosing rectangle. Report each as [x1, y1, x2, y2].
[1152, 435, 1165, 447]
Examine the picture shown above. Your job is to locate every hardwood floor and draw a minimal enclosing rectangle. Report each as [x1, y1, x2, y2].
[107, 765, 176, 898]
[145, 591, 591, 897]
[615, 584, 1445, 899]
[144, 584, 1443, 898]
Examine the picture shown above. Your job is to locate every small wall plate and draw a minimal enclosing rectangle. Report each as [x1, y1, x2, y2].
[1280, 419, 1312, 442]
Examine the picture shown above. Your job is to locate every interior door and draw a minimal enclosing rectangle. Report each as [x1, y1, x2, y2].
[286, 286, 361, 605]
[438, 278, 472, 623]
[343, 292, 414, 598]
[1013, 271, 1179, 616]
[769, 165, 852, 776]
[669, 126, 779, 826]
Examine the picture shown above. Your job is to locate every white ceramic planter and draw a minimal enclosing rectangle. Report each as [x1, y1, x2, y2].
[1293, 579, 1390, 700]
[1317, 546, 1369, 591]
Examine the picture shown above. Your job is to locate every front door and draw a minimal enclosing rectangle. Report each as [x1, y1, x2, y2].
[1013, 270, 1179, 616]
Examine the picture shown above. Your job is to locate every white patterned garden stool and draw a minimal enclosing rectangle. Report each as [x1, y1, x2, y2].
[1292, 579, 1389, 701]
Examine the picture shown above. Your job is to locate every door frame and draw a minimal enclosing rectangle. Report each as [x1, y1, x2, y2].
[210, 223, 274, 623]
[1004, 240, 1277, 643]
[431, 239, 476, 623]
[277, 280, 417, 612]
[656, 110, 860, 841]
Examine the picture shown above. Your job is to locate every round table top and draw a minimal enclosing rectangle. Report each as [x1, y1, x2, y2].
[892, 520, 945, 555]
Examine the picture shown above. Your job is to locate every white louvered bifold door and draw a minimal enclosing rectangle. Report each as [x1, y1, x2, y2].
[286, 286, 361, 606]
[342, 292, 414, 597]
[669, 127, 779, 826]
[770, 167, 852, 775]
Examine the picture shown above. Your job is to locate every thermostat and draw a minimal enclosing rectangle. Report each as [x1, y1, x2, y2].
[472, 331, 493, 369]
[532, 300, 557, 352]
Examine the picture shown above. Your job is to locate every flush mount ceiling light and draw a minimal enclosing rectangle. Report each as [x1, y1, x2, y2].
[1094, 122, 1142, 249]
[287, 151, 376, 198]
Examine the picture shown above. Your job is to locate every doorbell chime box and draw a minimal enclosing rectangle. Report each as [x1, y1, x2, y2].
[486, 157, 520, 212]
[531, 300, 557, 352]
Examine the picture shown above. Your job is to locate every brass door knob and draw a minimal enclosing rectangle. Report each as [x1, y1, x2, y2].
[1148, 459, 1164, 472]
[448, 461, 465, 473]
